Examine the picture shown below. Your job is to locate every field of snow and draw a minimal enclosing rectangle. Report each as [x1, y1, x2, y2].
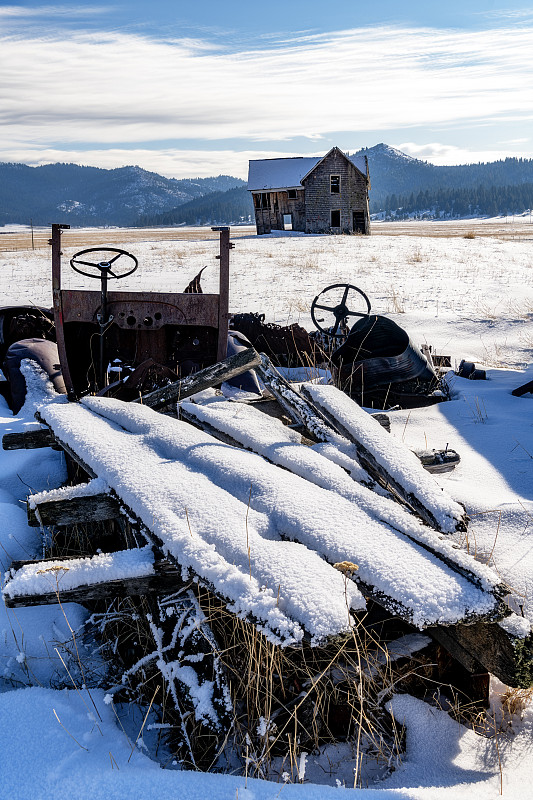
[1, 223, 533, 798]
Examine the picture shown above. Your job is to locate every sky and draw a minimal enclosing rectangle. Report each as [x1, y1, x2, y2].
[1, 1, 532, 179]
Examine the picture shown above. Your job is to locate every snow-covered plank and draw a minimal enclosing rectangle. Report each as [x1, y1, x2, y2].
[2, 427, 57, 450]
[2, 547, 166, 607]
[179, 398, 505, 598]
[38, 397, 506, 637]
[27, 480, 120, 527]
[38, 398, 367, 645]
[301, 383, 468, 533]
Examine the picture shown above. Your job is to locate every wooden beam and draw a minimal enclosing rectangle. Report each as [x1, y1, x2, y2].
[27, 493, 121, 527]
[2, 428, 57, 451]
[299, 383, 467, 532]
[134, 347, 262, 411]
[512, 379, 533, 397]
[427, 621, 533, 689]
[254, 354, 340, 439]
[212, 226, 231, 362]
[4, 555, 187, 608]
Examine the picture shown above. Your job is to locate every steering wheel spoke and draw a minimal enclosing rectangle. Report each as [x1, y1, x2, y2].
[70, 247, 138, 280]
[311, 283, 371, 337]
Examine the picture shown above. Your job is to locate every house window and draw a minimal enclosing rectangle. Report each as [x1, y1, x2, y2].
[330, 175, 340, 194]
[254, 192, 271, 209]
[287, 189, 297, 199]
[331, 209, 341, 227]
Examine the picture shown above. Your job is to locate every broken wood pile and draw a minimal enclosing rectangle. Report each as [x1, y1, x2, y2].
[2, 350, 533, 769]
[3, 353, 531, 680]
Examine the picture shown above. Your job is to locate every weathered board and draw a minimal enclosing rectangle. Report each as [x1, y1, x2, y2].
[135, 347, 262, 411]
[3, 553, 186, 608]
[27, 493, 121, 527]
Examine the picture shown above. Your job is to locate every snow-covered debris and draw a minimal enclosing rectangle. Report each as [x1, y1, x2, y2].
[37, 396, 503, 632]
[303, 383, 466, 533]
[37, 397, 365, 644]
[3, 546, 155, 600]
[28, 477, 110, 509]
[180, 397, 504, 596]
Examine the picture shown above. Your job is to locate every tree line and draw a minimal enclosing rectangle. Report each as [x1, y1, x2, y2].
[374, 183, 533, 219]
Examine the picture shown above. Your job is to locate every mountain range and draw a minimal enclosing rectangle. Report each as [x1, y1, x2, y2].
[1, 144, 532, 227]
[0, 163, 245, 226]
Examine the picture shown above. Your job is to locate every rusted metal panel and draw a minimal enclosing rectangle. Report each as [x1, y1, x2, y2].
[60, 290, 220, 329]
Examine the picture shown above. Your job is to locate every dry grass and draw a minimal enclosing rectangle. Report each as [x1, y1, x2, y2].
[408, 247, 424, 264]
[386, 289, 406, 314]
[200, 592, 408, 783]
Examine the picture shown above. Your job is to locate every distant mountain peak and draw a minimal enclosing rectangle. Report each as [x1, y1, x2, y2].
[359, 143, 419, 163]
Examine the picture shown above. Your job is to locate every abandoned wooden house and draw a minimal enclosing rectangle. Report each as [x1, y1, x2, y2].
[247, 146, 371, 236]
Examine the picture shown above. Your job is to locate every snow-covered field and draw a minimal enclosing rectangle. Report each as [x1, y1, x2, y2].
[1, 224, 533, 798]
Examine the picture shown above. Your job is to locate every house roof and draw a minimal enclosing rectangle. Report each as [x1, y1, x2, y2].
[247, 151, 367, 192]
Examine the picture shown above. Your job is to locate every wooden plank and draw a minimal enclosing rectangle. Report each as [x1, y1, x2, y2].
[4, 554, 187, 608]
[299, 383, 467, 532]
[254, 354, 340, 439]
[255, 355, 450, 529]
[27, 493, 121, 527]
[512, 379, 533, 397]
[3, 428, 57, 450]
[135, 347, 261, 410]
[427, 621, 533, 689]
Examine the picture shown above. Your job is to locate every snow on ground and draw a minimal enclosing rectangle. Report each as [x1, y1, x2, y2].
[1, 224, 533, 797]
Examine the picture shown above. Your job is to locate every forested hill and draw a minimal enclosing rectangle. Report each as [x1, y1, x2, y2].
[0, 162, 245, 226]
[136, 186, 254, 227]
[379, 183, 533, 220]
[360, 144, 533, 218]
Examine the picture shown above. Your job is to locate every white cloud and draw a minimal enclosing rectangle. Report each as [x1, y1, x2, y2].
[0, 20, 532, 169]
[0, 145, 305, 179]
[0, 5, 108, 18]
[396, 140, 533, 165]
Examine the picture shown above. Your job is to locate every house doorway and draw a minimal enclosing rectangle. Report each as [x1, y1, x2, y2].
[283, 214, 293, 231]
[352, 211, 366, 233]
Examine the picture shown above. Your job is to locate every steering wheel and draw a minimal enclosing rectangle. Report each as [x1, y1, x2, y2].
[70, 248, 138, 280]
[311, 283, 371, 337]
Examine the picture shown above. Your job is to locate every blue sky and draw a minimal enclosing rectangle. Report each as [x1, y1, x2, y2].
[1, 1, 532, 178]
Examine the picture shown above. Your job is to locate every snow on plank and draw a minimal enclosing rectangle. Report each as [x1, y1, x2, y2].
[37, 398, 364, 645]
[3, 546, 156, 605]
[179, 397, 504, 595]
[38, 397, 504, 634]
[301, 383, 467, 533]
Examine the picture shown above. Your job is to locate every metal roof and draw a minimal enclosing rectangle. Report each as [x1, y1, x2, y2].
[247, 151, 367, 192]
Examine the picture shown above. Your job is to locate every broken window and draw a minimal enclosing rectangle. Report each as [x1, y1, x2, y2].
[287, 189, 297, 199]
[255, 193, 271, 209]
[330, 175, 340, 194]
[331, 209, 341, 227]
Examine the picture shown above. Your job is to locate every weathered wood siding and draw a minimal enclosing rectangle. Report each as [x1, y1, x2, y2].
[252, 190, 306, 234]
[303, 148, 370, 234]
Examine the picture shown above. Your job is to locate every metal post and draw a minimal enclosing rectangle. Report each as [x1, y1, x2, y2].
[212, 226, 232, 362]
[50, 223, 76, 400]
[99, 270, 109, 387]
